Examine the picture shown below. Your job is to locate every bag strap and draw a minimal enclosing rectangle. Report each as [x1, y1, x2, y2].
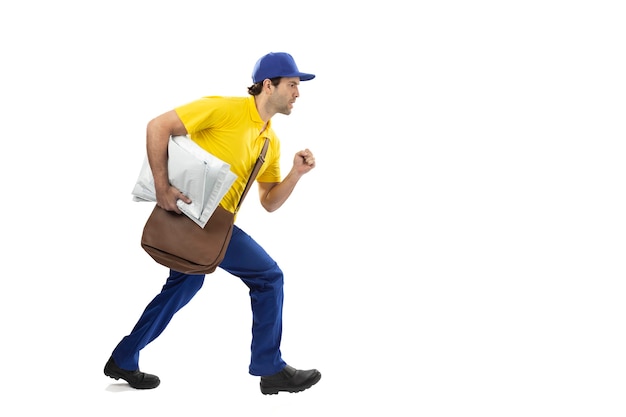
[235, 137, 270, 214]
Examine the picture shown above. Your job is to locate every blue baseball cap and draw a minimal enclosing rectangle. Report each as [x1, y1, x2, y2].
[252, 52, 315, 83]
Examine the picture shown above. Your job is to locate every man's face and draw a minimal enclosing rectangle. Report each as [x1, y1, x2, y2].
[269, 77, 301, 115]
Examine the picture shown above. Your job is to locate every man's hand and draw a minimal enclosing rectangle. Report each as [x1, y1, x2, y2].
[294, 148, 316, 175]
[258, 147, 316, 213]
[156, 185, 192, 214]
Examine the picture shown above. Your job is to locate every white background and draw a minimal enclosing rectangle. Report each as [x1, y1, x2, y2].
[1, 1, 625, 416]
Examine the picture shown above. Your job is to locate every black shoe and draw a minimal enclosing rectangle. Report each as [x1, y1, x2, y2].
[260, 365, 321, 395]
[104, 356, 160, 389]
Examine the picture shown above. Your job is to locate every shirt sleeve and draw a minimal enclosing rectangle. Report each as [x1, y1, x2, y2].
[175, 96, 233, 134]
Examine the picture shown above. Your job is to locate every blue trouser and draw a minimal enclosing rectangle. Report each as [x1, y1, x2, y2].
[111, 225, 286, 376]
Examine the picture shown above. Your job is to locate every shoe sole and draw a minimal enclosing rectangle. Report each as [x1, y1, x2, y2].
[260, 372, 322, 395]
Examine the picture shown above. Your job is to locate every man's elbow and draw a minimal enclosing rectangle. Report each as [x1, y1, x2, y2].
[261, 201, 280, 213]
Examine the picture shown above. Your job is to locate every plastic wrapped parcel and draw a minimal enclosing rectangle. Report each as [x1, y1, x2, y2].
[131, 135, 237, 228]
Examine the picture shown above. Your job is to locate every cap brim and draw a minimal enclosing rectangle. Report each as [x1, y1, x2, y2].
[297, 73, 315, 81]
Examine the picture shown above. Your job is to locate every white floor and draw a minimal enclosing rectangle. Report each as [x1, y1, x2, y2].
[3, 223, 625, 416]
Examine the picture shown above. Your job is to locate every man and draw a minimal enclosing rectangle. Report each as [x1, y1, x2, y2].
[104, 52, 321, 395]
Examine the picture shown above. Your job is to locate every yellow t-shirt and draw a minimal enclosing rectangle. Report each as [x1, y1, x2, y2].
[175, 95, 281, 213]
